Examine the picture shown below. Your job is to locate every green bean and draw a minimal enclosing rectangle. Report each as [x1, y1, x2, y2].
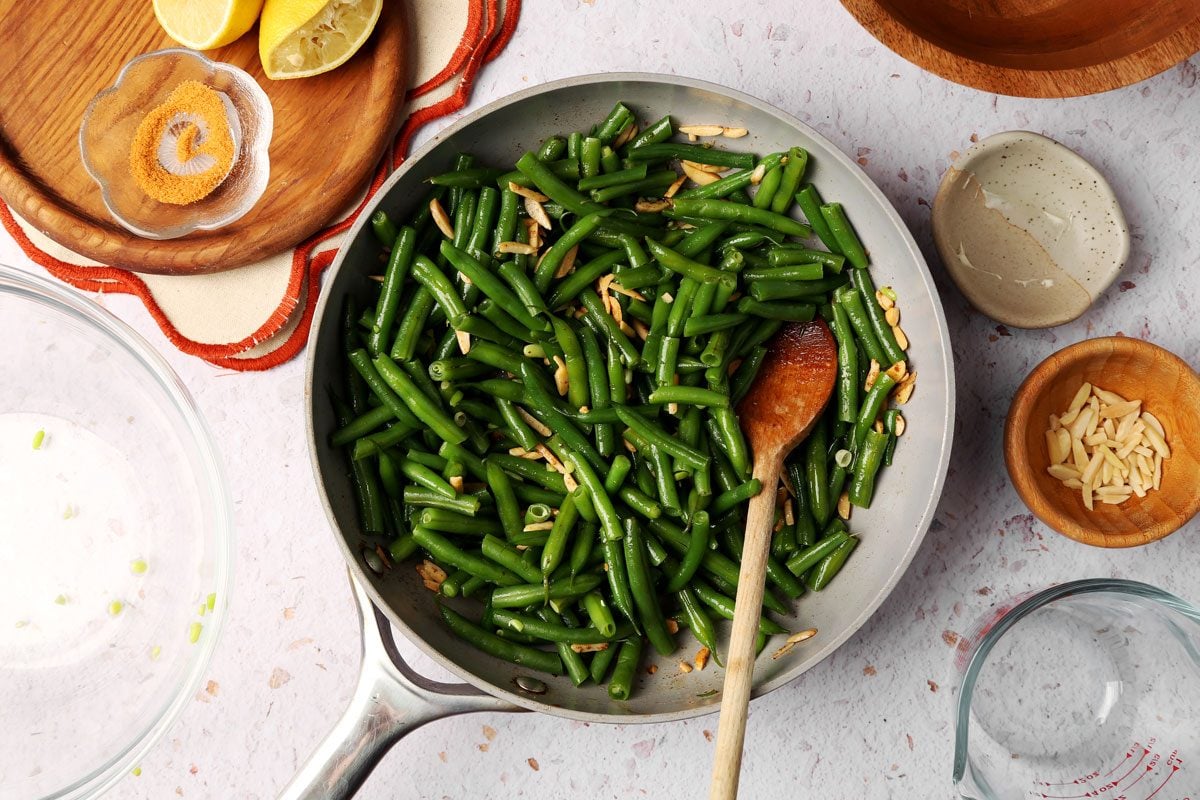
[710, 478, 762, 515]
[373, 354, 466, 445]
[646, 240, 734, 286]
[347, 349, 422, 428]
[410, 255, 468, 325]
[805, 418, 831, 526]
[710, 407, 750, 478]
[883, 409, 901, 467]
[626, 142, 754, 169]
[451, 191, 475, 251]
[541, 493, 578, 576]
[368, 226, 417, 355]
[614, 406, 709, 471]
[681, 313, 748, 337]
[671, 197, 811, 239]
[785, 527, 850, 575]
[479, 534, 542, 584]
[439, 605, 563, 675]
[568, 520, 597, 576]
[834, 285, 887, 366]
[729, 346, 766, 404]
[415, 527, 520, 585]
[745, 262, 824, 283]
[440, 569, 471, 598]
[753, 164, 783, 209]
[578, 164, 648, 191]
[850, 268, 906, 366]
[849, 428, 889, 508]
[582, 591, 617, 638]
[546, 249, 625, 309]
[416, 508, 500, 536]
[607, 637, 643, 700]
[429, 167, 506, 188]
[677, 152, 787, 200]
[594, 102, 634, 143]
[551, 316, 590, 410]
[819, 202, 869, 269]
[331, 405, 393, 447]
[623, 520, 675, 655]
[599, 145, 621, 174]
[601, 538, 638, 630]
[665, 510, 709, 593]
[646, 385, 729, 408]
[537, 608, 590, 687]
[589, 638, 619, 684]
[770, 146, 809, 215]
[371, 210, 399, 249]
[515, 151, 606, 217]
[626, 115, 673, 150]
[468, 187, 498, 258]
[807, 536, 858, 591]
[589, 171, 678, 203]
[646, 440, 681, 518]
[692, 580, 785, 636]
[403, 487, 481, 515]
[794, 185, 840, 253]
[578, 289, 641, 366]
[388, 288, 436, 362]
[853, 371, 897, 450]
[492, 187, 521, 254]
[481, 461, 520, 539]
[545, 436, 622, 543]
[831, 302, 859, 424]
[767, 246, 846, 272]
[735, 298, 816, 321]
[490, 575, 604, 608]
[578, 325, 615, 456]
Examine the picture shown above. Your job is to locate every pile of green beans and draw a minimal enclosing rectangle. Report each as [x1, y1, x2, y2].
[333, 102, 911, 698]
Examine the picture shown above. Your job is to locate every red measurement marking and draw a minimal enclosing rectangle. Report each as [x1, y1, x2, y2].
[1143, 765, 1179, 799]
[1102, 750, 1137, 780]
[1112, 750, 1149, 787]
[1119, 764, 1153, 794]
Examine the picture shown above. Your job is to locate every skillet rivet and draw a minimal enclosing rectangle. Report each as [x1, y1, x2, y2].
[515, 676, 547, 694]
[362, 547, 385, 576]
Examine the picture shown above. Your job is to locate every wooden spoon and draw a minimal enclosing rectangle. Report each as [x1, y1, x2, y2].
[709, 319, 838, 800]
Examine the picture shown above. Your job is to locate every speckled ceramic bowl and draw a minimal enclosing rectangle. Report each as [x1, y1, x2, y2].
[932, 131, 1129, 329]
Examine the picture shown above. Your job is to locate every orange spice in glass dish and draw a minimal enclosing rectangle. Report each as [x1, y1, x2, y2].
[129, 80, 236, 205]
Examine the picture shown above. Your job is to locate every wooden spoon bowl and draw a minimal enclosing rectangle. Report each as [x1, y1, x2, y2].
[1004, 337, 1200, 547]
[841, 0, 1200, 97]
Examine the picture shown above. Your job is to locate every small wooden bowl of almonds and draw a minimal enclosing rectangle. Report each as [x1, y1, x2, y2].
[1004, 337, 1200, 547]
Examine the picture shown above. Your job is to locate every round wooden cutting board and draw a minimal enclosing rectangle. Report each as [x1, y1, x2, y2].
[0, 1, 407, 274]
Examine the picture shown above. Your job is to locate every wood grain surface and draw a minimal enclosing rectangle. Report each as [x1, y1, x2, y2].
[1004, 337, 1200, 548]
[840, 0, 1200, 97]
[0, 0, 407, 274]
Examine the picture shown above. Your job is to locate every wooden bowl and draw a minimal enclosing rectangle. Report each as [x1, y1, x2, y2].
[1005, 337, 1200, 547]
[840, 0, 1200, 98]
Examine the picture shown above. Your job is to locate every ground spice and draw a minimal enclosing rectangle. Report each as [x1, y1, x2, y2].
[129, 80, 235, 206]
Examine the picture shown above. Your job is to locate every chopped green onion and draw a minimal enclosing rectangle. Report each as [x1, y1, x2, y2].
[108, 600, 124, 617]
[130, 558, 148, 575]
[150, 645, 162, 661]
[206, 592, 217, 611]
[32, 429, 45, 450]
[62, 505, 76, 520]
[188, 622, 203, 644]
[54, 594, 68, 605]
[198, 603, 206, 617]
[131, 767, 142, 777]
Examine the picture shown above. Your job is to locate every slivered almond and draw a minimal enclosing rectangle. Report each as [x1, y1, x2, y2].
[525, 218, 541, 252]
[367, 274, 385, 283]
[666, 618, 680, 634]
[664, 174, 688, 198]
[554, 245, 579, 279]
[837, 490, 851, 520]
[507, 181, 549, 202]
[430, 198, 455, 240]
[722, 126, 749, 138]
[875, 290, 895, 310]
[449, 475, 464, 492]
[894, 414, 906, 436]
[681, 161, 720, 185]
[687, 133, 698, 142]
[524, 196, 553, 230]
[517, 408, 551, 437]
[609, 283, 646, 301]
[456, 330, 471, 355]
[891, 324, 909, 351]
[635, 198, 672, 213]
[564, 472, 579, 492]
[553, 355, 569, 396]
[695, 647, 710, 670]
[679, 124, 725, 137]
[682, 160, 727, 174]
[864, 358, 881, 390]
[787, 628, 818, 645]
[892, 371, 917, 405]
[885, 307, 900, 326]
[749, 163, 766, 185]
[678, 661, 694, 674]
[537, 443, 565, 473]
[497, 241, 537, 255]
[523, 521, 555, 532]
[612, 121, 638, 149]
[570, 643, 609, 654]
[885, 360, 907, 383]
[632, 318, 650, 339]
[619, 320, 637, 337]
[1099, 399, 1140, 419]
[416, 560, 447, 591]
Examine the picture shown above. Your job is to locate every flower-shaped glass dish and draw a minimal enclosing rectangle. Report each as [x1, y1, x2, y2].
[0, 264, 232, 799]
[79, 48, 273, 240]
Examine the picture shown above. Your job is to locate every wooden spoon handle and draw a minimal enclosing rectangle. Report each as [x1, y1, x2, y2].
[708, 454, 783, 800]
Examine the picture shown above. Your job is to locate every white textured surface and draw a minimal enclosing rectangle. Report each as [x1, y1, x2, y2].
[4, 0, 1200, 797]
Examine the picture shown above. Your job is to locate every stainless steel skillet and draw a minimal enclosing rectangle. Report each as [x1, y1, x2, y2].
[291, 72, 955, 799]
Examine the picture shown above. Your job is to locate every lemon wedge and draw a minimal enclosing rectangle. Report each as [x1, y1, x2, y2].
[259, 0, 383, 80]
[153, 0, 265, 51]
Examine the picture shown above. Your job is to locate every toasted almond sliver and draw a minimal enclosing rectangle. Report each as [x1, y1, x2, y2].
[524, 196, 553, 230]
[892, 372, 917, 405]
[783, 498, 795, 527]
[864, 359, 881, 391]
[553, 355, 569, 396]
[631, 318, 650, 340]
[787, 628, 818, 645]
[885, 360, 907, 383]
[894, 414, 907, 437]
[610, 283, 646, 301]
[837, 491, 851, 520]
[635, 198, 672, 213]
[678, 660, 694, 674]
[681, 160, 719, 186]
[679, 124, 725, 137]
[523, 521, 555, 532]
[612, 121, 638, 149]
[1055, 428, 1069, 458]
[1101, 460, 1113, 486]
[430, 198, 455, 240]
[1102, 418, 1117, 440]
[554, 245, 579, 279]
[517, 407, 552, 437]
[722, 126, 749, 138]
[884, 307, 900, 326]
[507, 181, 549, 202]
[664, 174, 688, 198]
[455, 330, 471, 355]
[367, 274, 385, 283]
[1067, 407, 1094, 441]
[1049, 413, 1061, 431]
[749, 163, 766, 185]
[695, 647, 710, 671]
[891, 324, 909, 351]
[570, 643, 609, 654]
[771, 642, 798, 660]
[525, 218, 541, 252]
[497, 241, 537, 255]
[875, 290, 895, 310]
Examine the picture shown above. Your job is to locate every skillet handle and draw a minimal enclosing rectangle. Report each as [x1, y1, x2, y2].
[278, 572, 519, 800]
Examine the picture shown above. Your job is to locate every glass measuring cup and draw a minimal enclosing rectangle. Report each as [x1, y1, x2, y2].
[953, 579, 1200, 800]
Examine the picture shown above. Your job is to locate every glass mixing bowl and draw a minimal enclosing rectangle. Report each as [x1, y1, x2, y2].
[0, 264, 232, 799]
